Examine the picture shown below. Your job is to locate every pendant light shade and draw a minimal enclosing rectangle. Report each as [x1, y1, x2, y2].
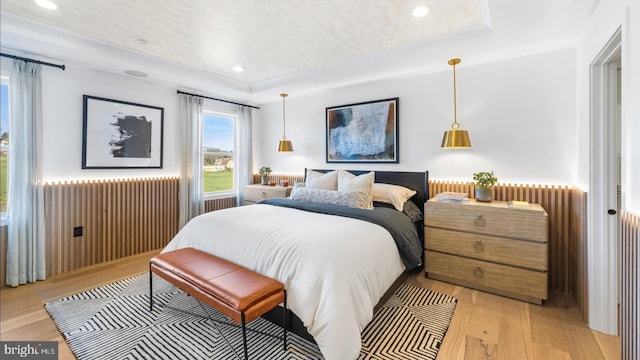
[277, 93, 293, 152]
[277, 139, 293, 152]
[441, 128, 471, 148]
[441, 58, 471, 148]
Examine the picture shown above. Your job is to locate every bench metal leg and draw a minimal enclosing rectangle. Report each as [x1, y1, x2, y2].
[283, 290, 287, 351]
[149, 264, 153, 311]
[241, 313, 248, 360]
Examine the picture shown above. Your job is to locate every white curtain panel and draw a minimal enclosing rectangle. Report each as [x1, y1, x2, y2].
[178, 94, 204, 229]
[235, 106, 253, 205]
[6, 60, 46, 287]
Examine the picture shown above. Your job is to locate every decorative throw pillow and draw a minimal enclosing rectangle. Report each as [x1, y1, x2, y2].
[289, 187, 371, 209]
[337, 170, 375, 209]
[372, 183, 417, 211]
[305, 170, 338, 190]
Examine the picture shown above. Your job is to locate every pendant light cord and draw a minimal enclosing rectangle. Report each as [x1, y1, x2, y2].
[453, 63, 457, 128]
[281, 93, 288, 140]
[448, 58, 461, 130]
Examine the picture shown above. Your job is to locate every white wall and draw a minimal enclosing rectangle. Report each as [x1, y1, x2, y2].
[254, 48, 577, 186]
[625, 2, 640, 214]
[627, 3, 640, 214]
[40, 63, 181, 182]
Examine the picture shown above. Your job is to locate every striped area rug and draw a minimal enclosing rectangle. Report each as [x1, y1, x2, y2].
[45, 273, 456, 359]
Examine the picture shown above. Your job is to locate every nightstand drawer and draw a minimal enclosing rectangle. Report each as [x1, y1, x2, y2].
[425, 227, 548, 271]
[244, 185, 292, 203]
[425, 251, 548, 301]
[425, 200, 547, 242]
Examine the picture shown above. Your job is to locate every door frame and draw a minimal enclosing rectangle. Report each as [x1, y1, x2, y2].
[588, 28, 621, 335]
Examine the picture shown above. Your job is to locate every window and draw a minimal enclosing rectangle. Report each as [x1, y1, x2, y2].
[203, 111, 235, 196]
[1, 79, 9, 215]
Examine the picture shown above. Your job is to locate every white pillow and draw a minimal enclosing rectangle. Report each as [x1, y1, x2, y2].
[289, 187, 371, 209]
[372, 183, 417, 211]
[338, 170, 374, 209]
[305, 170, 338, 190]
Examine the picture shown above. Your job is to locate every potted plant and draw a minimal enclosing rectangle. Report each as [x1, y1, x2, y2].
[473, 171, 498, 202]
[258, 166, 272, 185]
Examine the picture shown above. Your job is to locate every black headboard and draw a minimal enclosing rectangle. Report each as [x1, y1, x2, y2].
[305, 169, 429, 211]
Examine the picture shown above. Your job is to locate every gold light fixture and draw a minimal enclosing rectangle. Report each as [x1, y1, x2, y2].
[276, 93, 293, 152]
[441, 58, 471, 148]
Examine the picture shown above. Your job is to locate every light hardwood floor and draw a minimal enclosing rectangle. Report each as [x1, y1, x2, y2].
[1, 251, 620, 360]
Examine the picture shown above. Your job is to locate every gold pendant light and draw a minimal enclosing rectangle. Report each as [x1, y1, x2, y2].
[441, 58, 471, 148]
[276, 93, 293, 152]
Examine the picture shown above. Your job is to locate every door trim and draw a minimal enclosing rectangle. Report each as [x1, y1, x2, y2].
[588, 28, 621, 335]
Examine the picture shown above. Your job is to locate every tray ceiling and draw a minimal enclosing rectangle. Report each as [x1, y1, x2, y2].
[1, 0, 486, 81]
[0, 0, 598, 102]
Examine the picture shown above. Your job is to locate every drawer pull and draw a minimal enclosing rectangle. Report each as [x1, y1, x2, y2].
[473, 266, 484, 278]
[261, 191, 267, 199]
[473, 240, 485, 252]
[474, 214, 486, 227]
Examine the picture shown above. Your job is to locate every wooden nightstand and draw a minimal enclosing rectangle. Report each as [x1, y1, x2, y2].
[424, 198, 549, 304]
[244, 184, 292, 205]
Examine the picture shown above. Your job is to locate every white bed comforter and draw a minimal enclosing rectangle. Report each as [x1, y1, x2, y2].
[162, 203, 405, 360]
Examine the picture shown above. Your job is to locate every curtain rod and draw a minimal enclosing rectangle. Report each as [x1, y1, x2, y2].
[0, 53, 65, 70]
[177, 90, 259, 109]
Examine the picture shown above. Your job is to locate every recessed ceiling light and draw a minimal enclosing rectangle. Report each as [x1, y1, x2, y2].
[134, 38, 148, 47]
[232, 65, 245, 72]
[35, 0, 58, 10]
[412, 5, 429, 18]
[124, 70, 148, 78]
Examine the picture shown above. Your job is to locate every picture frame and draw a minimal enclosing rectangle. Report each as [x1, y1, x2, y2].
[326, 97, 399, 163]
[82, 95, 164, 169]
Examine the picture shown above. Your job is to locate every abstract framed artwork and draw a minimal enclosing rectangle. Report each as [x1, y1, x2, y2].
[82, 95, 164, 169]
[326, 97, 399, 163]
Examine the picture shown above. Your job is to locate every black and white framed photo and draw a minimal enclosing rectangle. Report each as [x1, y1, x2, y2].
[82, 95, 164, 169]
[326, 97, 399, 163]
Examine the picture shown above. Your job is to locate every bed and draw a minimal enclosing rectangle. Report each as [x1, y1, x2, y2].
[161, 169, 428, 360]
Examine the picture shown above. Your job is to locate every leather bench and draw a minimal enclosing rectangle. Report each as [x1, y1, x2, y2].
[149, 247, 287, 360]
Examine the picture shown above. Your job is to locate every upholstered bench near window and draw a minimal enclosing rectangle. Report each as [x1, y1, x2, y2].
[149, 247, 287, 360]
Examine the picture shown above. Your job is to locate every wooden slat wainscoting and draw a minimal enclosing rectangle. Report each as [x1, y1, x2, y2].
[429, 181, 588, 320]
[204, 196, 237, 212]
[621, 210, 639, 360]
[43, 177, 179, 277]
[571, 188, 589, 323]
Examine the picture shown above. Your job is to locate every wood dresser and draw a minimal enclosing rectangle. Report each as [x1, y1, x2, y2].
[244, 184, 293, 205]
[424, 198, 549, 304]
